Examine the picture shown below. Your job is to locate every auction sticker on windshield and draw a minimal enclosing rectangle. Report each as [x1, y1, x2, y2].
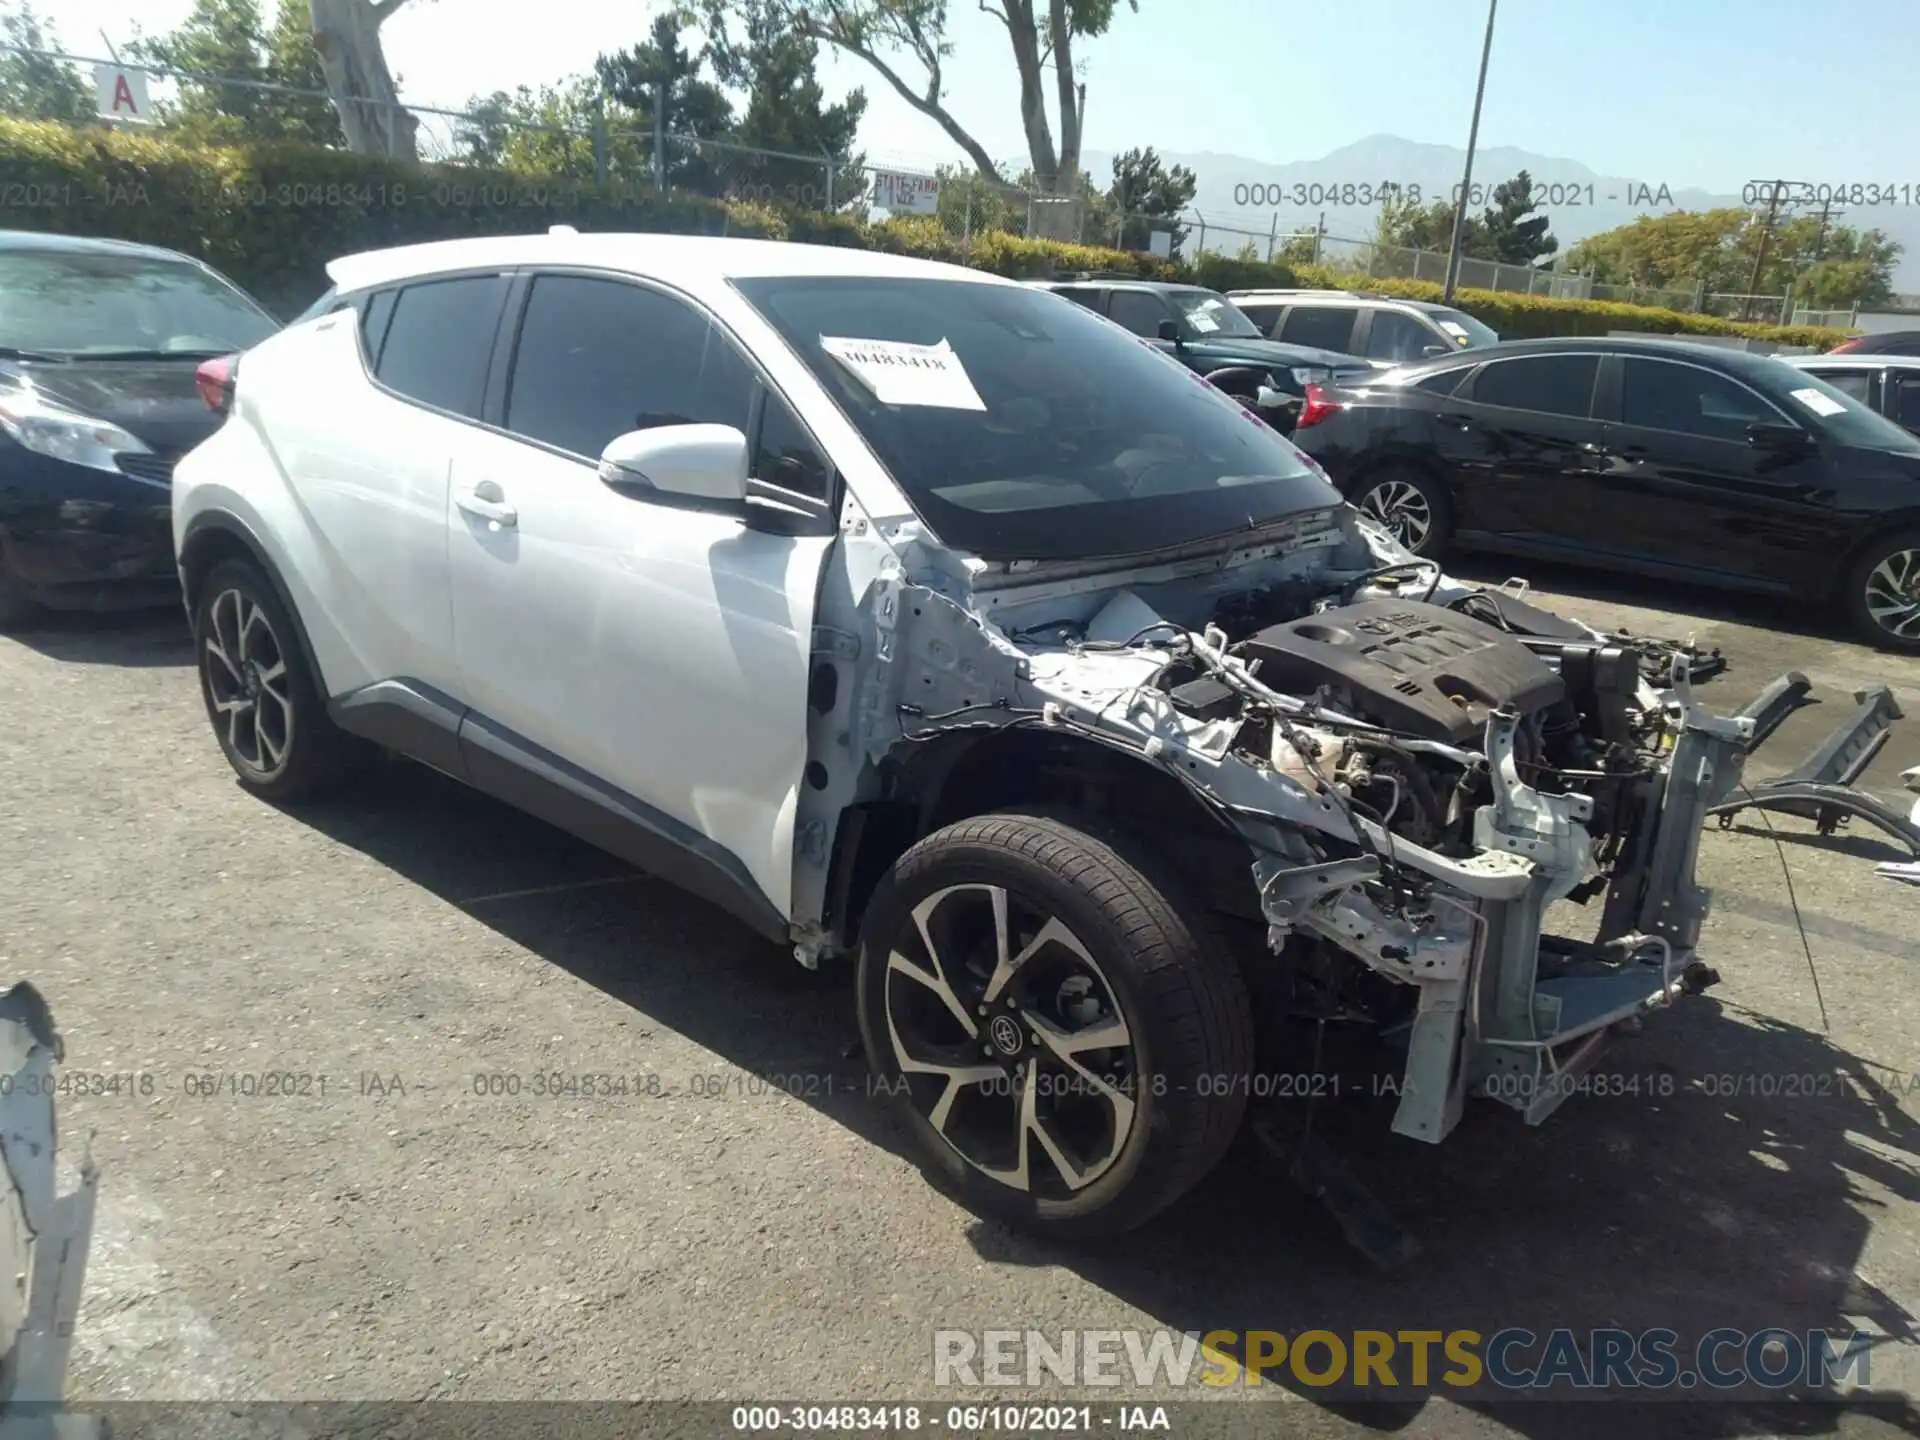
[820, 336, 987, 411]
[1789, 386, 1848, 418]
[1438, 321, 1471, 342]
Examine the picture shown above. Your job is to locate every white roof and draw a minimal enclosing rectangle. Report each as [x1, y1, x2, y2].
[1780, 351, 1920, 370]
[324, 230, 1013, 294]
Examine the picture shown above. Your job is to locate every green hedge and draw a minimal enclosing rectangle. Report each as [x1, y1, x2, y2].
[0, 119, 1845, 351]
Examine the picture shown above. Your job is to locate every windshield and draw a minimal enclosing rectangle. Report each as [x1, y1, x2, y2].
[0, 250, 279, 358]
[735, 275, 1337, 560]
[1172, 290, 1263, 339]
[1429, 307, 1500, 348]
[1775, 366, 1920, 454]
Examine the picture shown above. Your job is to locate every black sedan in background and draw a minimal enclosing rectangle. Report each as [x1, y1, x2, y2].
[0, 232, 279, 628]
[1288, 336, 1920, 650]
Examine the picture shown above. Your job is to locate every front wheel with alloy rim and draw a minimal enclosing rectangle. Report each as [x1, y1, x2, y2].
[1351, 467, 1449, 557]
[856, 812, 1254, 1238]
[1845, 530, 1920, 652]
[193, 559, 368, 799]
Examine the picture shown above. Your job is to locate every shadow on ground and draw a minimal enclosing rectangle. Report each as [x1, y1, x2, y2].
[1, 605, 190, 668]
[1444, 554, 1837, 645]
[272, 756, 1920, 1437]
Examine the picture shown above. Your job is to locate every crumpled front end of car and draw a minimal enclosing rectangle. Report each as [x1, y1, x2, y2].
[815, 501, 1756, 1142]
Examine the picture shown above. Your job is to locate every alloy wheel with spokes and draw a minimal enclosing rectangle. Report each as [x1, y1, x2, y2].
[857, 812, 1255, 1236]
[1862, 547, 1920, 644]
[192, 559, 368, 799]
[883, 882, 1139, 1198]
[1356, 476, 1436, 553]
[203, 587, 294, 779]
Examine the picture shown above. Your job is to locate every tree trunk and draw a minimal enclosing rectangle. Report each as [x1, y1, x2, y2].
[1002, 0, 1057, 193]
[1048, 0, 1082, 182]
[310, 0, 419, 160]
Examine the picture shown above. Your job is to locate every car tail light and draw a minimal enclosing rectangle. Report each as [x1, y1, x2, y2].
[1296, 383, 1342, 429]
[196, 354, 238, 414]
[1828, 337, 1863, 354]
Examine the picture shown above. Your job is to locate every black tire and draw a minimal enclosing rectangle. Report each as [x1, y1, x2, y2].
[1842, 529, 1920, 652]
[192, 558, 369, 800]
[1350, 465, 1451, 558]
[857, 811, 1254, 1238]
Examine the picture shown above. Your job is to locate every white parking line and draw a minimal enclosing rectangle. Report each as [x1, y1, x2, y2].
[61, 1155, 246, 1402]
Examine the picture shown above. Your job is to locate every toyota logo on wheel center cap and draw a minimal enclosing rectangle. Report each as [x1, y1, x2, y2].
[988, 1014, 1023, 1057]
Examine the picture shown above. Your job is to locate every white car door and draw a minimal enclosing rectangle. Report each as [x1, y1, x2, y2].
[445, 270, 839, 923]
[240, 274, 508, 699]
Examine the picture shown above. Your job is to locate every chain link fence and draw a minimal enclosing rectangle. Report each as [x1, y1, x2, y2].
[0, 43, 1836, 325]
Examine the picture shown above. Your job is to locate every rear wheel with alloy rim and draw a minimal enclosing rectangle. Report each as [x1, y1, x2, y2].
[194, 559, 368, 799]
[857, 812, 1253, 1237]
[1844, 529, 1920, 652]
[1351, 467, 1449, 556]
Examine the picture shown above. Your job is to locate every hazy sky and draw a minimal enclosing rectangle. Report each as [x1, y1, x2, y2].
[45, 0, 1920, 186]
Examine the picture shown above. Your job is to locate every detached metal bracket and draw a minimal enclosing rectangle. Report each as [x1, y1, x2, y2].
[1707, 682, 1920, 857]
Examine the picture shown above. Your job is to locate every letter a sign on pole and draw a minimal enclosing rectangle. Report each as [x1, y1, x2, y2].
[92, 64, 152, 123]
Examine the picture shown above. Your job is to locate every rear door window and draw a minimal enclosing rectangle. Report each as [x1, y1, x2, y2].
[1367, 310, 1441, 364]
[1048, 286, 1104, 313]
[375, 274, 511, 419]
[1106, 289, 1173, 338]
[1279, 306, 1357, 353]
[1235, 302, 1283, 335]
[1468, 355, 1600, 418]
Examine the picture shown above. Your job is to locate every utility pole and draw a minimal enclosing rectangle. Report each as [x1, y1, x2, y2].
[652, 76, 667, 190]
[1443, 0, 1499, 303]
[1743, 178, 1792, 321]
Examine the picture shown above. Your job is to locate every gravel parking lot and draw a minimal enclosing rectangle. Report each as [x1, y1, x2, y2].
[3, 564, 1917, 1437]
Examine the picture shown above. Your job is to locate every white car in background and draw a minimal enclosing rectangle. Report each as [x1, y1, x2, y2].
[172, 231, 1757, 1237]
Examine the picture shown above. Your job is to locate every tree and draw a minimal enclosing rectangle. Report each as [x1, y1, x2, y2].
[597, 13, 736, 194]
[701, 0, 868, 208]
[129, 0, 342, 146]
[1106, 145, 1193, 254]
[309, 0, 419, 158]
[1374, 184, 1482, 256]
[1479, 169, 1557, 266]
[934, 163, 1022, 236]
[1564, 208, 1901, 307]
[455, 76, 647, 179]
[0, 2, 91, 124]
[706, 0, 1137, 200]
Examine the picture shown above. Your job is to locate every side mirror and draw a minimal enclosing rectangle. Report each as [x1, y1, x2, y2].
[1746, 421, 1811, 453]
[599, 424, 750, 509]
[1422, 344, 1450, 358]
[1156, 318, 1182, 344]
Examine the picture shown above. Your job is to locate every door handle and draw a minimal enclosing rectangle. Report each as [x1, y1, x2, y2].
[1440, 412, 1474, 429]
[1578, 440, 1605, 455]
[456, 480, 517, 528]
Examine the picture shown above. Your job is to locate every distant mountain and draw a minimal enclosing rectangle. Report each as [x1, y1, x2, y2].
[1082, 134, 1920, 293]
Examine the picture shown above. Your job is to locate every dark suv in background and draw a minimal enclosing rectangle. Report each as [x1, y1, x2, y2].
[1028, 276, 1374, 431]
[1228, 289, 1502, 365]
[1288, 336, 1920, 650]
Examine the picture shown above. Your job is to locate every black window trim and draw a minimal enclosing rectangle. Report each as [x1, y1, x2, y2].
[1458, 350, 1609, 419]
[486, 264, 839, 517]
[1605, 352, 1794, 438]
[349, 264, 517, 427]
